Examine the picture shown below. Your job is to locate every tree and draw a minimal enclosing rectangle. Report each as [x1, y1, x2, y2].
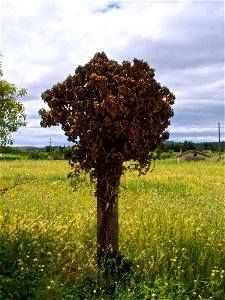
[182, 140, 196, 152]
[202, 142, 215, 152]
[51, 147, 64, 160]
[63, 146, 73, 160]
[39, 52, 175, 264]
[0, 64, 27, 146]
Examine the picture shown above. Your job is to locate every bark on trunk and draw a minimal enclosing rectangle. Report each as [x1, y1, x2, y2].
[96, 161, 122, 265]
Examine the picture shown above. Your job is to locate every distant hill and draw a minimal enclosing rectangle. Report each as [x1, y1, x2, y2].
[13, 146, 46, 152]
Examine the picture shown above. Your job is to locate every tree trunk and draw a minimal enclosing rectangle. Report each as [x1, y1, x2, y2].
[96, 161, 122, 266]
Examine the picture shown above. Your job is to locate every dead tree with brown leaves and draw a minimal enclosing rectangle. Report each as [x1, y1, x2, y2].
[39, 52, 175, 266]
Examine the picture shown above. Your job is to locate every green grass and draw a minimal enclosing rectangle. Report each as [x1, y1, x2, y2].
[0, 159, 224, 299]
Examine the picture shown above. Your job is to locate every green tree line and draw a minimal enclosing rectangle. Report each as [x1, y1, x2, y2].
[164, 141, 225, 152]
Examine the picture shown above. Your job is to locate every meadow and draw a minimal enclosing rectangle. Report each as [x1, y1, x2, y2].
[0, 158, 224, 299]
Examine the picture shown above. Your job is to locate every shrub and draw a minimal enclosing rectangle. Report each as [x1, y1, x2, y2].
[50, 148, 64, 160]
[27, 151, 49, 160]
[160, 150, 176, 160]
[63, 147, 73, 160]
[0, 154, 22, 160]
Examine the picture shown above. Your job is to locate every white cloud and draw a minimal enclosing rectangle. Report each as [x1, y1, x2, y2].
[1, 0, 224, 146]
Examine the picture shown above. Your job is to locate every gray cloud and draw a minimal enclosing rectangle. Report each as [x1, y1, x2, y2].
[2, 0, 224, 146]
[12, 127, 73, 147]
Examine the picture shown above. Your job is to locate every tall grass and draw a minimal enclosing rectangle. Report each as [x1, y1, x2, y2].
[0, 159, 224, 299]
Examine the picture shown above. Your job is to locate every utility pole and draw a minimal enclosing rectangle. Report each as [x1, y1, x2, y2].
[218, 122, 221, 160]
[49, 138, 52, 155]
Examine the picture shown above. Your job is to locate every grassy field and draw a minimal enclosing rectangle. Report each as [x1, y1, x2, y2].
[0, 158, 224, 299]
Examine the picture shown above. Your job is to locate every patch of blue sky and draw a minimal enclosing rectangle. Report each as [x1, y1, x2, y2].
[94, 2, 121, 14]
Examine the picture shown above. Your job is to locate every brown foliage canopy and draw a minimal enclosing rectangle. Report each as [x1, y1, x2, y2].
[39, 52, 175, 177]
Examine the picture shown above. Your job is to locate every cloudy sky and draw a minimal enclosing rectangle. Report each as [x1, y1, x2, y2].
[1, 0, 224, 146]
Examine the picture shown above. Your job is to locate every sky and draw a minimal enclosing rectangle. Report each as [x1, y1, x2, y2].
[1, 0, 224, 147]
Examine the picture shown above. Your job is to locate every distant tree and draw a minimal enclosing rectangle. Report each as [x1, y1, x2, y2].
[182, 141, 196, 152]
[51, 147, 64, 160]
[0, 145, 20, 154]
[39, 52, 175, 264]
[202, 142, 215, 152]
[0, 64, 27, 145]
[63, 146, 73, 160]
[44, 145, 50, 154]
